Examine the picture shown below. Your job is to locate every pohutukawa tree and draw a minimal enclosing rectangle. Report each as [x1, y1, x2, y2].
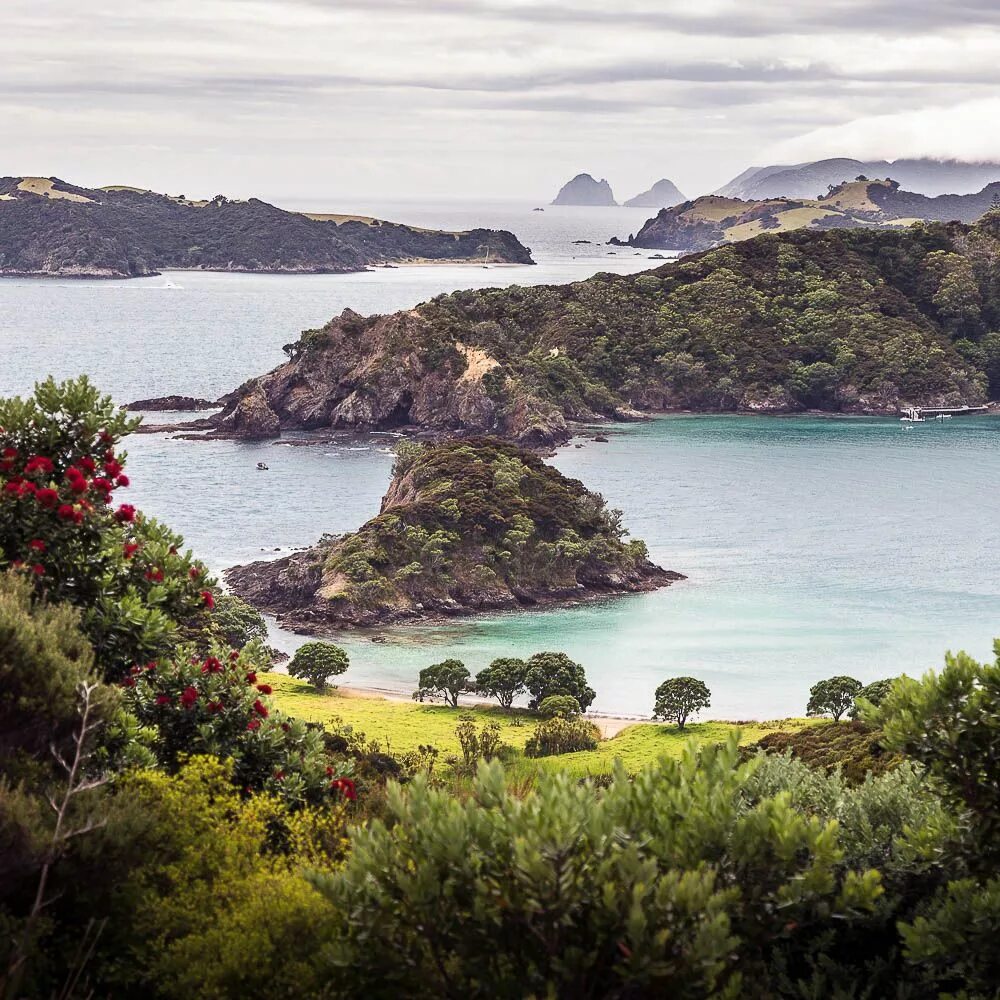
[475, 657, 527, 710]
[289, 641, 350, 692]
[413, 659, 471, 708]
[807, 676, 863, 722]
[523, 652, 595, 712]
[652, 676, 711, 730]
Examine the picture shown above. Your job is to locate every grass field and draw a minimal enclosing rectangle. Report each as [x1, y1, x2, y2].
[265, 673, 814, 779]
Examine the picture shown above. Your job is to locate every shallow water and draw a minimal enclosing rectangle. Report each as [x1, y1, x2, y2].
[2, 202, 999, 718]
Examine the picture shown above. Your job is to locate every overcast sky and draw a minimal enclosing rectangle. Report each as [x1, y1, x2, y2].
[4, 0, 1000, 205]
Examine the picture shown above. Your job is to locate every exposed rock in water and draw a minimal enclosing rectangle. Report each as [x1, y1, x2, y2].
[551, 174, 617, 206]
[210, 386, 280, 439]
[125, 395, 217, 411]
[226, 438, 683, 630]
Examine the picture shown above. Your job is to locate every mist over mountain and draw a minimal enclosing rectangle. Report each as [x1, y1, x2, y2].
[717, 157, 1000, 200]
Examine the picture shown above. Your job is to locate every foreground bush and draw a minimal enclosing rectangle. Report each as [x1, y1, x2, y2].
[310, 740, 912, 998]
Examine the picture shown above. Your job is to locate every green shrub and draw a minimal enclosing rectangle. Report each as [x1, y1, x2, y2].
[288, 641, 349, 692]
[413, 659, 470, 708]
[212, 594, 268, 649]
[524, 715, 600, 757]
[536, 694, 580, 719]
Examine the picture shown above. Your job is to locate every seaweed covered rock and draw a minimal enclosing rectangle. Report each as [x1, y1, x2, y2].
[226, 438, 681, 629]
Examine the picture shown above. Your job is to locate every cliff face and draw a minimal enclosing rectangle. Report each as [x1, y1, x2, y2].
[0, 176, 533, 278]
[551, 174, 617, 206]
[225, 438, 681, 629]
[624, 179, 687, 209]
[199, 221, 1000, 444]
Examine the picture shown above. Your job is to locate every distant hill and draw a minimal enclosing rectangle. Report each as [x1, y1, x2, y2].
[623, 178, 686, 209]
[717, 157, 1000, 200]
[0, 176, 534, 279]
[551, 174, 617, 206]
[617, 178, 1000, 253]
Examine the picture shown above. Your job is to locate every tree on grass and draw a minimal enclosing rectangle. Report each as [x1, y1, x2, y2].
[807, 675, 863, 721]
[652, 677, 711, 730]
[475, 657, 527, 710]
[289, 642, 349, 693]
[849, 678, 896, 719]
[524, 652, 595, 712]
[413, 659, 471, 708]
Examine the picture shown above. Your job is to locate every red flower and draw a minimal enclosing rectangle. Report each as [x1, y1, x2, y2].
[273, 769, 285, 781]
[189, 566, 201, 580]
[1, 447, 17, 460]
[325, 766, 335, 777]
[79, 456, 97, 473]
[122, 677, 136, 688]
[207, 700, 223, 713]
[200, 590, 214, 609]
[155, 694, 172, 706]
[3, 481, 23, 496]
[256, 683, 273, 695]
[180, 685, 198, 708]
[246, 719, 261, 732]
[201, 656, 223, 674]
[145, 567, 164, 582]
[104, 459, 124, 478]
[57, 503, 76, 520]
[252, 699, 269, 718]
[145, 661, 157, 671]
[98, 430, 113, 444]
[123, 542, 140, 558]
[0, 460, 12, 473]
[116, 474, 130, 487]
[27, 539, 45, 552]
[245, 671, 257, 684]
[31, 564, 44, 576]
[329, 778, 357, 801]
[24, 455, 53, 475]
[35, 488, 59, 508]
[115, 504, 136, 523]
[21, 482, 36, 495]
[91, 476, 112, 493]
[229, 650, 240, 662]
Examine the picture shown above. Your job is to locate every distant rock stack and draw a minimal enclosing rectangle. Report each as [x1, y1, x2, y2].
[551, 173, 617, 206]
[624, 178, 686, 209]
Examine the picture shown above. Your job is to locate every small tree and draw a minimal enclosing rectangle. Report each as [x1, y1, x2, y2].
[289, 642, 349, 692]
[537, 694, 581, 719]
[652, 677, 711, 730]
[807, 676, 862, 721]
[454, 714, 505, 771]
[413, 659, 470, 708]
[212, 594, 268, 649]
[475, 657, 527, 710]
[524, 652, 595, 712]
[849, 678, 896, 719]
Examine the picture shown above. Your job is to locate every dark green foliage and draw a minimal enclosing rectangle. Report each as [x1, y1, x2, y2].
[474, 657, 527, 709]
[750, 721, 900, 784]
[413, 659, 470, 708]
[212, 594, 267, 648]
[523, 716, 600, 757]
[288, 641, 349, 692]
[523, 651, 596, 711]
[849, 677, 896, 718]
[536, 694, 581, 719]
[807, 675, 863, 721]
[653, 676, 712, 729]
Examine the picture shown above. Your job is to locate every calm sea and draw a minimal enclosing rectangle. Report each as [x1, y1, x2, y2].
[2, 200, 998, 719]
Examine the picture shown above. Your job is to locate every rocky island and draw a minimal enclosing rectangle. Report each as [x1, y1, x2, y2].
[0, 176, 533, 278]
[162, 216, 1000, 446]
[226, 438, 681, 629]
[623, 178, 686, 209]
[551, 173, 617, 206]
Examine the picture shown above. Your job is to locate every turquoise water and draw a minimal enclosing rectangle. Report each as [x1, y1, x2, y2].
[2, 202, 999, 718]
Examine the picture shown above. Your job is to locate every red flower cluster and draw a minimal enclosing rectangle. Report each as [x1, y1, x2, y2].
[329, 777, 357, 801]
[180, 685, 199, 709]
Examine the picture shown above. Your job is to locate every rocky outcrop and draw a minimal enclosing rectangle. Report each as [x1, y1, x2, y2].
[551, 174, 617, 206]
[209, 386, 281, 440]
[126, 395, 216, 411]
[624, 179, 687, 209]
[226, 438, 683, 630]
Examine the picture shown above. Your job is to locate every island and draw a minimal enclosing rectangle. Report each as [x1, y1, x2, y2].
[623, 178, 687, 209]
[551, 173, 617, 206]
[225, 438, 682, 629]
[617, 178, 1000, 252]
[158, 215, 999, 446]
[0, 176, 534, 278]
